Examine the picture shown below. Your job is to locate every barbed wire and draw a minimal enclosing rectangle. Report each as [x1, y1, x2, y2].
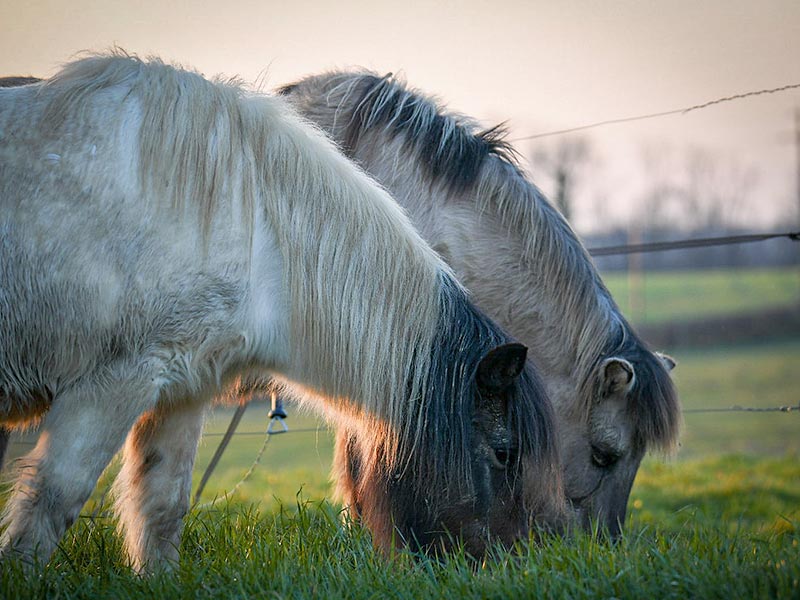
[13, 397, 798, 520]
[511, 82, 800, 142]
[193, 431, 274, 510]
[202, 402, 799, 431]
[212, 403, 800, 424]
[68, 397, 795, 520]
[187, 399, 800, 506]
[587, 231, 800, 256]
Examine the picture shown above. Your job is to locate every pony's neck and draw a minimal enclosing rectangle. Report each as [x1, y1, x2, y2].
[440, 162, 626, 387]
[338, 132, 623, 388]
[252, 105, 447, 445]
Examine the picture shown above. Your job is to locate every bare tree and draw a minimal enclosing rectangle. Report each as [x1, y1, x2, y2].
[680, 147, 758, 232]
[634, 143, 758, 234]
[633, 142, 685, 233]
[529, 136, 591, 222]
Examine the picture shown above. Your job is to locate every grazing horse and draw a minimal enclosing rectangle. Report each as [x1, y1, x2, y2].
[280, 71, 681, 537]
[0, 54, 566, 571]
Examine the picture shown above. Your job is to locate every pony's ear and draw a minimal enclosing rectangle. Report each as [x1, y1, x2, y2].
[599, 357, 635, 397]
[477, 343, 528, 394]
[656, 352, 677, 372]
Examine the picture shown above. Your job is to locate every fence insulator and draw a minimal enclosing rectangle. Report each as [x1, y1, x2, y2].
[267, 392, 289, 434]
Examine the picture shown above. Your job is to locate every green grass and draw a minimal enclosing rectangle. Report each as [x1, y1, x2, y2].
[630, 455, 800, 535]
[601, 266, 800, 325]
[1, 479, 797, 599]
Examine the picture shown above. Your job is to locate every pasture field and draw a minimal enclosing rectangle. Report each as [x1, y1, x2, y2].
[2, 274, 798, 596]
[601, 266, 800, 325]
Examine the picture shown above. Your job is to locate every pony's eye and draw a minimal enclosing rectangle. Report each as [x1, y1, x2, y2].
[591, 446, 620, 469]
[491, 447, 517, 469]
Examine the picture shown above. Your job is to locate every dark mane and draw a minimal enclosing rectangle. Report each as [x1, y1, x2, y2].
[400, 273, 559, 512]
[280, 73, 521, 194]
[0, 76, 42, 88]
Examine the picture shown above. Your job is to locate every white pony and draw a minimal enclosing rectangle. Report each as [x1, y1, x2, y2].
[0, 54, 565, 571]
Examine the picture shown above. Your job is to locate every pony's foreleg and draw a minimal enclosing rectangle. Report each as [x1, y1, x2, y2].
[113, 400, 205, 573]
[0, 378, 153, 564]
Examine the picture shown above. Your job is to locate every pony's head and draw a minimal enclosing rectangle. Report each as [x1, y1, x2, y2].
[559, 328, 679, 538]
[332, 277, 567, 556]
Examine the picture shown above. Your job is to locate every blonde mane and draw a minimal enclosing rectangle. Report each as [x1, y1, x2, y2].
[38, 54, 453, 464]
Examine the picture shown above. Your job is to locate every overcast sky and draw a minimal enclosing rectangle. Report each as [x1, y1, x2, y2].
[2, 0, 798, 233]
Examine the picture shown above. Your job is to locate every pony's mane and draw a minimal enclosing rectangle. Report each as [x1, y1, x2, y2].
[34, 52, 439, 457]
[31, 54, 560, 500]
[280, 70, 680, 452]
[0, 76, 41, 88]
[402, 277, 561, 516]
[279, 72, 519, 194]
